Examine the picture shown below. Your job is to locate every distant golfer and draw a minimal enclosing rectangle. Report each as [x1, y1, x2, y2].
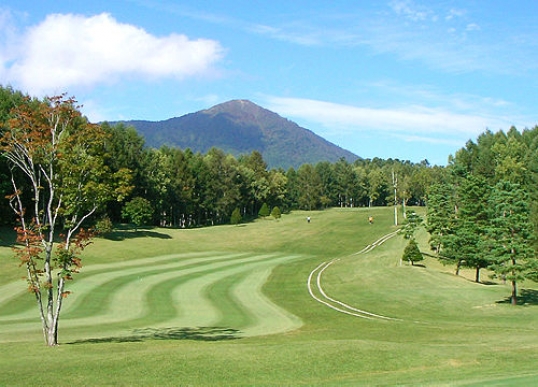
[368, 215, 373, 224]
[307, 216, 311, 223]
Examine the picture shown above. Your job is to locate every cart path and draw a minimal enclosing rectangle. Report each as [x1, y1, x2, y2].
[307, 231, 400, 321]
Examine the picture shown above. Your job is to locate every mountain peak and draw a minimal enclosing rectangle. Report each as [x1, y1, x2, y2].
[117, 100, 359, 169]
[203, 99, 273, 120]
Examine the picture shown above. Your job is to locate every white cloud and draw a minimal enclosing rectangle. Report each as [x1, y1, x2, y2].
[1, 13, 224, 95]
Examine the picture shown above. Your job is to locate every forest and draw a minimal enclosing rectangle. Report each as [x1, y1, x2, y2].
[1, 86, 537, 308]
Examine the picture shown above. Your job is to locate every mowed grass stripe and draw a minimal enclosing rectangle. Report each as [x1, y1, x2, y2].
[231, 260, 304, 336]
[63, 252, 251, 321]
[0, 252, 304, 340]
[0, 252, 264, 327]
[0, 251, 215, 307]
[0, 252, 248, 322]
[0, 252, 252, 338]
[164, 254, 303, 333]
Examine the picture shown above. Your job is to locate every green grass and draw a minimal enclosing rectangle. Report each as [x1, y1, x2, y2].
[1, 208, 537, 386]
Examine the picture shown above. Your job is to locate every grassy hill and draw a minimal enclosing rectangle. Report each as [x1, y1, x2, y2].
[1, 208, 537, 386]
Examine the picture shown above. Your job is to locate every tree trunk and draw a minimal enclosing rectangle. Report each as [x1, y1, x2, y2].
[455, 259, 462, 276]
[511, 279, 517, 306]
[44, 244, 58, 346]
[475, 267, 481, 283]
[510, 255, 517, 305]
[46, 325, 57, 346]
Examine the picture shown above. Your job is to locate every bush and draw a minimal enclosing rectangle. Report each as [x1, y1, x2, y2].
[94, 216, 114, 236]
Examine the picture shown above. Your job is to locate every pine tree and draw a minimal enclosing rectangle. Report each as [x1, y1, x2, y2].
[403, 239, 424, 266]
[258, 202, 270, 218]
[231, 207, 242, 225]
[487, 181, 535, 305]
[271, 206, 282, 219]
[426, 183, 455, 255]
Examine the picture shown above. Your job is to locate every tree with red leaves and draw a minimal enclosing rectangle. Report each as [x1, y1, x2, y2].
[1, 94, 131, 346]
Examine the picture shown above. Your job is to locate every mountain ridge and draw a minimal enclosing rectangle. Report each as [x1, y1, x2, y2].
[114, 99, 360, 169]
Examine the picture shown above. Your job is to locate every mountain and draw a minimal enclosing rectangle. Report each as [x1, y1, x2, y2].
[117, 99, 360, 169]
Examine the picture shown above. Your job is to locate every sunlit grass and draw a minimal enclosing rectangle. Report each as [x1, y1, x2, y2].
[0, 207, 537, 386]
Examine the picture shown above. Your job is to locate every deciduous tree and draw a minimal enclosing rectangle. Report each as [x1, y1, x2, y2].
[122, 197, 154, 229]
[1, 94, 131, 346]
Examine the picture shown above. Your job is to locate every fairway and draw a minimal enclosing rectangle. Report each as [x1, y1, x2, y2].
[0, 251, 304, 342]
[1, 208, 538, 386]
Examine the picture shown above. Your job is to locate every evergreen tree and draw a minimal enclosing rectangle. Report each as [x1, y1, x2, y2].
[230, 207, 242, 225]
[426, 183, 455, 255]
[400, 211, 423, 240]
[403, 239, 424, 266]
[487, 181, 536, 305]
[258, 202, 270, 217]
[447, 174, 490, 281]
[271, 206, 282, 219]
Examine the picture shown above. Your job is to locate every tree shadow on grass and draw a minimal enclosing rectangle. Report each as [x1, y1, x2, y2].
[101, 228, 173, 241]
[496, 289, 538, 306]
[67, 326, 241, 345]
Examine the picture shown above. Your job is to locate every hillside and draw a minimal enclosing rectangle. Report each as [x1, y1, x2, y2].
[117, 100, 359, 169]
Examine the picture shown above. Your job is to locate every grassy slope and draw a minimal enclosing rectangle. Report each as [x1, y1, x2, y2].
[0, 208, 537, 386]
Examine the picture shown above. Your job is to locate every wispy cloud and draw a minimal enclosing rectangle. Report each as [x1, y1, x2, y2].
[0, 12, 224, 95]
[263, 96, 518, 146]
[131, 1, 538, 76]
[246, 4, 536, 76]
[389, 0, 433, 22]
[249, 23, 321, 46]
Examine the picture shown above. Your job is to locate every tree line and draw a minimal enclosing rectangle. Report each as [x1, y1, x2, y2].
[98, 121, 444, 228]
[426, 127, 538, 305]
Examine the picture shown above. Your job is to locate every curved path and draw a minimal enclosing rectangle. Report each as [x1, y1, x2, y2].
[307, 230, 400, 320]
[0, 251, 304, 342]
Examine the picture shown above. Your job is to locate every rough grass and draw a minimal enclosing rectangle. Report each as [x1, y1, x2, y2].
[0, 208, 537, 386]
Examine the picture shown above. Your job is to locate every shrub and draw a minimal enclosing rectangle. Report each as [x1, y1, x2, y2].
[94, 216, 114, 236]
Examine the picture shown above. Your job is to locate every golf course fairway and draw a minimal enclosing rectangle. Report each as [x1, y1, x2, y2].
[0, 208, 537, 386]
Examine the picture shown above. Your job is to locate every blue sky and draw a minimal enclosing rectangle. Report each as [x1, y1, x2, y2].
[1, 1, 537, 165]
